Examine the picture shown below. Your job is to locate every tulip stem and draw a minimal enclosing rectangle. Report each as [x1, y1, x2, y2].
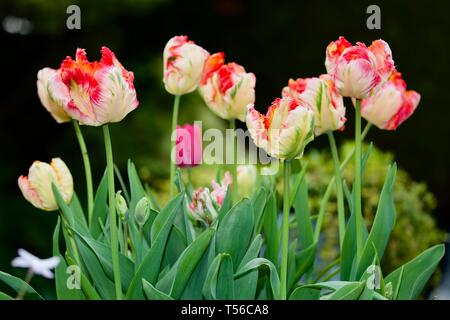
[327, 131, 346, 250]
[280, 159, 291, 300]
[229, 119, 238, 203]
[313, 123, 371, 242]
[72, 120, 94, 225]
[354, 99, 363, 262]
[169, 95, 181, 198]
[102, 125, 122, 300]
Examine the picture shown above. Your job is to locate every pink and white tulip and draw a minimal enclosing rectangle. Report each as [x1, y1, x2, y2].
[246, 97, 315, 160]
[282, 74, 346, 135]
[18, 158, 73, 212]
[36, 68, 71, 123]
[360, 70, 421, 130]
[163, 35, 210, 95]
[176, 123, 203, 168]
[325, 37, 394, 99]
[199, 52, 256, 122]
[60, 47, 138, 126]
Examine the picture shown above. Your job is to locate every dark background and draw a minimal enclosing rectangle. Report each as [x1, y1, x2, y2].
[0, 0, 449, 288]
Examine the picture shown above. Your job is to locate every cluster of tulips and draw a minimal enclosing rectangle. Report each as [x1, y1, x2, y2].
[0, 35, 444, 301]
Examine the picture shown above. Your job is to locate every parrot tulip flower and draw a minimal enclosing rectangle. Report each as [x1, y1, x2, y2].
[360, 70, 421, 130]
[282, 74, 346, 136]
[199, 52, 256, 122]
[175, 123, 203, 168]
[60, 46, 138, 126]
[325, 37, 394, 99]
[163, 35, 210, 96]
[18, 158, 73, 212]
[246, 97, 315, 160]
[36, 68, 72, 123]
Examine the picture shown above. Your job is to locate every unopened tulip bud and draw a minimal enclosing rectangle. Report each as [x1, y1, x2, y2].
[18, 158, 73, 211]
[115, 191, 128, 221]
[135, 197, 151, 227]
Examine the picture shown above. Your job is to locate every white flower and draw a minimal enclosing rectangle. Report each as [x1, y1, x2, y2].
[11, 249, 60, 279]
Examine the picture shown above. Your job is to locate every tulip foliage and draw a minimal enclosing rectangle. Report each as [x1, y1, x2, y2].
[0, 36, 444, 301]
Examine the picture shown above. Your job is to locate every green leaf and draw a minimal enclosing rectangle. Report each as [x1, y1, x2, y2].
[71, 229, 134, 292]
[385, 244, 445, 300]
[65, 256, 101, 300]
[251, 187, 267, 235]
[52, 217, 86, 300]
[126, 193, 184, 299]
[202, 254, 223, 300]
[142, 279, 173, 300]
[291, 242, 317, 288]
[216, 199, 254, 270]
[169, 228, 215, 299]
[218, 187, 232, 223]
[0, 271, 42, 300]
[216, 254, 235, 299]
[52, 184, 89, 236]
[327, 281, 365, 300]
[262, 193, 279, 268]
[0, 292, 13, 300]
[235, 258, 280, 300]
[355, 164, 397, 279]
[234, 235, 263, 299]
[90, 170, 108, 239]
[289, 286, 321, 300]
[293, 178, 314, 250]
[74, 237, 116, 299]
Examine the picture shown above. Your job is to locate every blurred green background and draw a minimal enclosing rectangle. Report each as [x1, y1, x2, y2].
[0, 0, 449, 296]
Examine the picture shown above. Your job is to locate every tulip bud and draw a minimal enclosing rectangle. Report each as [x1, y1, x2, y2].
[18, 158, 73, 211]
[237, 165, 257, 199]
[60, 47, 138, 126]
[199, 53, 256, 122]
[115, 191, 128, 221]
[163, 35, 210, 95]
[188, 188, 218, 225]
[135, 197, 151, 227]
[246, 97, 315, 160]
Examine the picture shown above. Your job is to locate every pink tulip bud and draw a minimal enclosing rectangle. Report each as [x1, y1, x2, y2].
[360, 70, 421, 130]
[60, 47, 138, 126]
[175, 124, 203, 168]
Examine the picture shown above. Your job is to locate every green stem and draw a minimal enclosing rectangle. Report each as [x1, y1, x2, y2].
[229, 119, 238, 203]
[169, 95, 181, 198]
[59, 211, 81, 266]
[102, 125, 122, 300]
[327, 131, 346, 250]
[313, 123, 371, 242]
[123, 222, 128, 257]
[280, 160, 291, 300]
[16, 269, 33, 300]
[72, 120, 94, 225]
[354, 99, 363, 262]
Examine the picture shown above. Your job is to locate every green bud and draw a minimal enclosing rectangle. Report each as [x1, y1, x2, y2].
[115, 190, 128, 221]
[135, 197, 151, 227]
